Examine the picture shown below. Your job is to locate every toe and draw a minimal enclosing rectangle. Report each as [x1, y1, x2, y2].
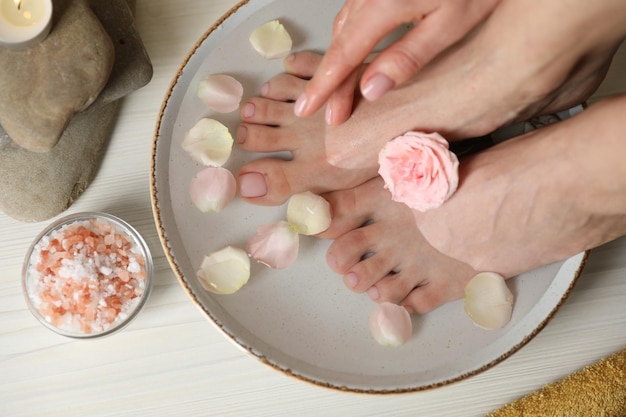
[320, 188, 372, 239]
[260, 73, 307, 102]
[344, 252, 398, 293]
[399, 259, 477, 314]
[326, 227, 377, 275]
[284, 52, 323, 78]
[327, 222, 400, 293]
[371, 266, 427, 306]
[237, 160, 291, 205]
[320, 177, 392, 239]
[237, 158, 325, 206]
[240, 97, 297, 126]
[400, 280, 461, 315]
[237, 123, 297, 153]
[237, 158, 374, 206]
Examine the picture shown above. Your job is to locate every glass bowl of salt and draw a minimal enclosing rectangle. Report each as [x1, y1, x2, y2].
[22, 212, 153, 339]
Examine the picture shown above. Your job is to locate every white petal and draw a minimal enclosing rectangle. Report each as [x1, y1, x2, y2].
[249, 20, 292, 60]
[464, 272, 514, 330]
[286, 191, 332, 235]
[197, 246, 250, 295]
[369, 302, 412, 347]
[181, 118, 233, 167]
[190, 167, 236, 213]
[247, 221, 299, 269]
[197, 74, 244, 113]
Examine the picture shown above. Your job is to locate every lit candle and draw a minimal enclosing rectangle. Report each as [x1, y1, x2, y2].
[0, 0, 52, 49]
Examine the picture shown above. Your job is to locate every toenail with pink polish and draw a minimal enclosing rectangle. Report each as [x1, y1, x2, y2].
[367, 286, 380, 300]
[345, 272, 358, 289]
[239, 172, 267, 198]
[236, 125, 248, 144]
[242, 102, 255, 118]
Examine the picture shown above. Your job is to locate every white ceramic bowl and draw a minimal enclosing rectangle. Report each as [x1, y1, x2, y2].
[151, 0, 587, 392]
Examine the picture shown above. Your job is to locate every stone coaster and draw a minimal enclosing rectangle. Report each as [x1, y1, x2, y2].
[0, 0, 152, 222]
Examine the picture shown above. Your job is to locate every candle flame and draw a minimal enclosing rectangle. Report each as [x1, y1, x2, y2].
[14, 0, 23, 10]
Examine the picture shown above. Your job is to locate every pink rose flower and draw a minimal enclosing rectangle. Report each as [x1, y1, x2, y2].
[378, 131, 459, 212]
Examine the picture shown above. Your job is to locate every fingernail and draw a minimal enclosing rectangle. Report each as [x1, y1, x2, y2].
[362, 73, 394, 101]
[345, 272, 358, 289]
[367, 286, 380, 301]
[236, 125, 247, 144]
[325, 104, 333, 125]
[242, 102, 255, 118]
[239, 172, 267, 198]
[326, 253, 337, 270]
[294, 93, 308, 116]
[261, 82, 270, 97]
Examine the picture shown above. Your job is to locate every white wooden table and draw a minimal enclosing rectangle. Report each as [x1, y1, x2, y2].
[2, 1, 625, 415]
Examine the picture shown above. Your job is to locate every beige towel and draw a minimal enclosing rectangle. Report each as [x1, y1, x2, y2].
[488, 346, 626, 416]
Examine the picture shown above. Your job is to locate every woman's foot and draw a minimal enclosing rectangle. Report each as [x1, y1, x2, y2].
[415, 94, 626, 277]
[237, 52, 376, 206]
[319, 176, 479, 314]
[317, 96, 626, 314]
[237, 38, 614, 206]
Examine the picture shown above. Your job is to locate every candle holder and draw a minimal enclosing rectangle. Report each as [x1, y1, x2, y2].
[0, 0, 153, 222]
[0, 0, 53, 49]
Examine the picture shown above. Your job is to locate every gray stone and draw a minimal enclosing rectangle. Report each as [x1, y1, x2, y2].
[0, 0, 152, 222]
[88, 0, 153, 108]
[0, 101, 120, 222]
[0, 0, 115, 153]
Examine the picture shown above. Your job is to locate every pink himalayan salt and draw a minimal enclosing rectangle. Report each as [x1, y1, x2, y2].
[26, 218, 147, 335]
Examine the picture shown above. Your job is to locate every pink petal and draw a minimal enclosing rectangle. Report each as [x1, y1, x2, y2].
[249, 20, 292, 60]
[197, 74, 244, 113]
[369, 302, 412, 347]
[181, 118, 233, 167]
[247, 221, 299, 269]
[464, 272, 514, 330]
[190, 167, 236, 213]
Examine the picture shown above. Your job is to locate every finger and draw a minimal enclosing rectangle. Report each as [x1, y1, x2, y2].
[295, 6, 408, 118]
[332, 0, 354, 36]
[283, 51, 323, 79]
[360, 4, 493, 101]
[325, 65, 361, 125]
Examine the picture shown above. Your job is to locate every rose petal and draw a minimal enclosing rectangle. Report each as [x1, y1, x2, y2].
[378, 131, 459, 212]
[286, 191, 332, 235]
[197, 74, 244, 113]
[464, 272, 514, 330]
[247, 221, 299, 269]
[369, 302, 412, 347]
[190, 167, 236, 213]
[182, 118, 233, 167]
[197, 246, 250, 295]
[249, 20, 292, 59]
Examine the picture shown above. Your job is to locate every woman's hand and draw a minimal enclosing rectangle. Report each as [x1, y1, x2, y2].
[294, 0, 500, 125]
